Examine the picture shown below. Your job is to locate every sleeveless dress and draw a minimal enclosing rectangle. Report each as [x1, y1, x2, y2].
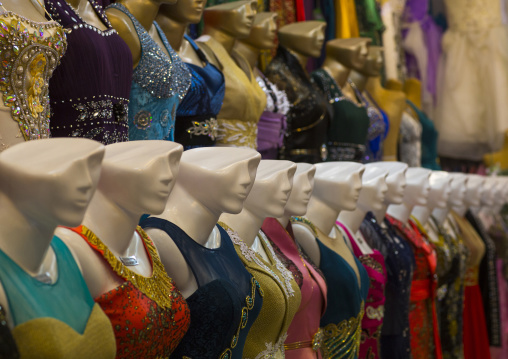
[311, 69, 369, 162]
[197, 36, 266, 149]
[261, 217, 327, 358]
[70, 225, 190, 358]
[0, 8, 66, 148]
[361, 90, 389, 163]
[140, 218, 263, 359]
[265, 46, 329, 163]
[360, 213, 414, 359]
[108, 3, 191, 142]
[45, 0, 132, 145]
[336, 221, 387, 359]
[0, 236, 116, 358]
[386, 215, 442, 359]
[291, 217, 369, 359]
[219, 223, 301, 359]
[175, 35, 225, 149]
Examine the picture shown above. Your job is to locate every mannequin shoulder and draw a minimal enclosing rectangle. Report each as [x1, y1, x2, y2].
[194, 37, 222, 70]
[291, 223, 321, 266]
[105, 7, 141, 66]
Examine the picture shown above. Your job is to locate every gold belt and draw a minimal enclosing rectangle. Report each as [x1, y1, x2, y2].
[284, 329, 323, 352]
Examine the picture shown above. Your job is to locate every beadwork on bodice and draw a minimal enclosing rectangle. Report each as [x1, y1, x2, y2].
[0, 11, 66, 142]
[445, 0, 503, 33]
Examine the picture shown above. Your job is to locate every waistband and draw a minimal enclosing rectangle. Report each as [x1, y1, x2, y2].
[284, 329, 323, 352]
[465, 266, 479, 286]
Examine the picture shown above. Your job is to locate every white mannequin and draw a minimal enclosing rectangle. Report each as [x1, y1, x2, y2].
[337, 164, 389, 255]
[386, 167, 432, 225]
[432, 173, 468, 226]
[219, 160, 297, 262]
[0, 138, 105, 326]
[143, 147, 261, 298]
[56, 141, 183, 299]
[292, 162, 364, 281]
[492, 179, 507, 214]
[412, 171, 452, 226]
[453, 174, 485, 217]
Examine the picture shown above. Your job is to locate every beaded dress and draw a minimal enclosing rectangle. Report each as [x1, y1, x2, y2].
[108, 3, 191, 142]
[45, 0, 132, 145]
[362, 91, 388, 163]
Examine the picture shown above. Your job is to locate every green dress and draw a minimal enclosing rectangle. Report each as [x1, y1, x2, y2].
[356, 0, 385, 45]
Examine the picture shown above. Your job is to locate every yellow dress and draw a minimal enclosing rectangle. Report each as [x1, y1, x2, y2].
[335, 0, 360, 38]
[199, 36, 266, 149]
[220, 223, 301, 359]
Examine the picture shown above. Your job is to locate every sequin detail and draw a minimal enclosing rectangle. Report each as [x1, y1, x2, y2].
[251, 333, 287, 359]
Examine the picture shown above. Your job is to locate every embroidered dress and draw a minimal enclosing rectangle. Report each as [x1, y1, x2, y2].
[108, 3, 191, 142]
[0, 236, 116, 358]
[219, 223, 301, 359]
[45, 0, 132, 145]
[362, 91, 389, 163]
[70, 225, 190, 358]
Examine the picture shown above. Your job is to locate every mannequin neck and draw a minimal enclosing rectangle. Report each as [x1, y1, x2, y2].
[154, 185, 221, 246]
[203, 26, 237, 54]
[387, 202, 413, 224]
[372, 204, 388, 223]
[0, 193, 56, 274]
[365, 76, 384, 93]
[452, 204, 467, 217]
[337, 207, 367, 233]
[220, 208, 264, 247]
[412, 205, 431, 226]
[348, 69, 368, 92]
[81, 190, 142, 257]
[288, 48, 309, 73]
[306, 197, 340, 235]
[117, 0, 160, 32]
[277, 213, 292, 228]
[322, 58, 350, 87]
[155, 13, 187, 52]
[432, 207, 450, 225]
[235, 41, 260, 70]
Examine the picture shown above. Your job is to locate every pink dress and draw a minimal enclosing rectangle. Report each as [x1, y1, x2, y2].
[336, 221, 387, 359]
[262, 218, 328, 358]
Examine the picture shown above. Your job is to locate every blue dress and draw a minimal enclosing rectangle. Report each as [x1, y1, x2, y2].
[140, 218, 263, 359]
[108, 3, 191, 141]
[174, 35, 225, 150]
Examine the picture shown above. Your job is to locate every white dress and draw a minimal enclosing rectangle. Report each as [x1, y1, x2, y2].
[435, 0, 508, 160]
[381, 0, 407, 81]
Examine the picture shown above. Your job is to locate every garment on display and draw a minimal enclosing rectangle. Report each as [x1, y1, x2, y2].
[0, 303, 19, 359]
[356, 0, 384, 45]
[45, 0, 132, 145]
[398, 111, 422, 167]
[361, 91, 388, 163]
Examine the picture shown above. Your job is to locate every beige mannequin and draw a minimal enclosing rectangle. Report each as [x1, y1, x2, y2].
[106, 0, 174, 68]
[156, 0, 209, 66]
[66, 0, 108, 30]
[278, 21, 326, 72]
[348, 45, 383, 92]
[403, 78, 422, 120]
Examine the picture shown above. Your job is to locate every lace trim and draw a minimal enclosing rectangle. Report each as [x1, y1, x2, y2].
[80, 225, 174, 309]
[365, 304, 384, 320]
[216, 119, 258, 149]
[249, 332, 288, 359]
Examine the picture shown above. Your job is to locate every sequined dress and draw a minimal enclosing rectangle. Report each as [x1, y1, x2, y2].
[0, 8, 66, 150]
[362, 91, 389, 163]
[108, 3, 191, 142]
[360, 213, 414, 359]
[70, 225, 190, 358]
[45, 0, 132, 145]
[140, 218, 263, 359]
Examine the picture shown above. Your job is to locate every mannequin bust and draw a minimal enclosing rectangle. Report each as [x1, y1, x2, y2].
[0, 138, 105, 324]
[404, 78, 422, 117]
[453, 174, 485, 217]
[348, 45, 384, 93]
[433, 173, 467, 225]
[412, 171, 452, 227]
[479, 177, 496, 209]
[144, 147, 261, 297]
[338, 164, 389, 254]
[386, 167, 431, 225]
[56, 141, 183, 298]
[292, 162, 365, 269]
[219, 160, 296, 261]
[278, 21, 326, 71]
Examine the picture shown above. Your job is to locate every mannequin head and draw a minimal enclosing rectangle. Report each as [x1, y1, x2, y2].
[159, 0, 208, 25]
[356, 164, 388, 212]
[171, 147, 261, 215]
[243, 160, 297, 218]
[465, 174, 485, 208]
[203, 0, 258, 38]
[448, 173, 468, 208]
[312, 162, 365, 212]
[402, 168, 431, 208]
[357, 46, 383, 77]
[0, 138, 104, 227]
[97, 141, 183, 216]
[283, 163, 316, 217]
[278, 21, 326, 58]
[370, 162, 408, 205]
[493, 178, 507, 210]
[324, 37, 371, 71]
[427, 171, 452, 210]
[480, 177, 497, 207]
[239, 12, 278, 50]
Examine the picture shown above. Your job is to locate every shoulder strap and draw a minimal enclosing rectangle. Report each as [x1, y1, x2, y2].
[107, 3, 147, 45]
[184, 34, 209, 64]
[290, 216, 319, 237]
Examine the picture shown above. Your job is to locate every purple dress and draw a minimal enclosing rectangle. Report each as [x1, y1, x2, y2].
[45, 0, 133, 144]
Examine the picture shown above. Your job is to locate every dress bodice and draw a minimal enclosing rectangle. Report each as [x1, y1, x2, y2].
[70, 225, 190, 358]
[311, 69, 370, 162]
[0, 10, 66, 146]
[140, 218, 262, 359]
[261, 218, 327, 358]
[108, 3, 190, 142]
[406, 100, 440, 169]
[220, 223, 301, 359]
[0, 236, 116, 358]
[362, 91, 389, 162]
[399, 110, 422, 167]
[45, 0, 132, 145]
[198, 36, 266, 149]
[444, 0, 503, 32]
[175, 34, 225, 149]
[265, 46, 329, 163]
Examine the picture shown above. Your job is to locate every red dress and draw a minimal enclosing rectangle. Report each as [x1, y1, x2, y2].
[70, 225, 190, 359]
[386, 215, 442, 359]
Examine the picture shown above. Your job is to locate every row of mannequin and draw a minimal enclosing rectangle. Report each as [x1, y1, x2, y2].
[0, 137, 505, 359]
[0, 0, 428, 168]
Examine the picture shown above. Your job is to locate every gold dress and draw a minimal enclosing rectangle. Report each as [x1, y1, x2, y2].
[335, 0, 360, 38]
